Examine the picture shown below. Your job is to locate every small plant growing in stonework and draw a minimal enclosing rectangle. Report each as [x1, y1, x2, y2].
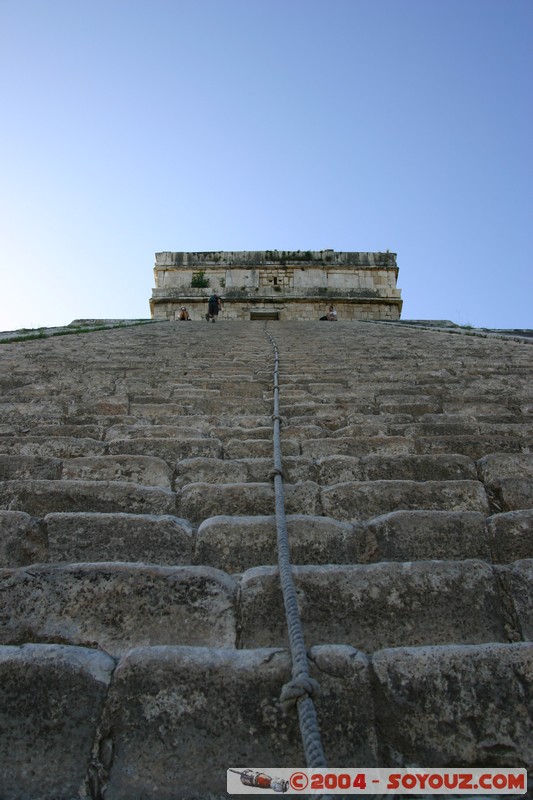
[191, 270, 209, 288]
[219, 278, 225, 288]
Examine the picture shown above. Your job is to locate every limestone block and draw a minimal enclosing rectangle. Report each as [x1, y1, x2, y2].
[68, 396, 129, 417]
[414, 434, 529, 459]
[60, 454, 173, 488]
[498, 560, 533, 641]
[302, 436, 416, 459]
[376, 396, 441, 416]
[211, 424, 272, 441]
[174, 456, 249, 489]
[129, 402, 187, 421]
[243, 456, 318, 484]
[239, 561, 504, 651]
[223, 437, 299, 458]
[363, 510, 490, 563]
[494, 479, 533, 512]
[0, 454, 62, 480]
[316, 455, 364, 484]
[321, 480, 490, 521]
[0, 401, 64, 426]
[371, 643, 533, 768]
[477, 453, 533, 484]
[0, 643, 115, 800]
[107, 437, 222, 463]
[0, 510, 48, 568]
[1, 436, 108, 458]
[45, 512, 193, 565]
[403, 415, 480, 436]
[361, 454, 477, 482]
[0, 479, 177, 516]
[99, 644, 377, 798]
[0, 564, 237, 655]
[194, 514, 359, 572]
[179, 481, 320, 523]
[104, 423, 208, 441]
[487, 510, 533, 563]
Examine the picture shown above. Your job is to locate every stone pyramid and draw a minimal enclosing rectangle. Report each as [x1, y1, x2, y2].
[0, 319, 531, 799]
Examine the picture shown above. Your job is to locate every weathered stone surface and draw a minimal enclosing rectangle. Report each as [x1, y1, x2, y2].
[0, 479, 177, 515]
[362, 510, 490, 563]
[45, 512, 193, 565]
[487, 510, 533, 562]
[0, 454, 62, 480]
[492, 478, 533, 512]
[0, 564, 236, 655]
[415, 434, 533, 459]
[0, 436, 108, 457]
[498, 559, 533, 641]
[194, 514, 358, 572]
[403, 415, 480, 437]
[321, 480, 489, 521]
[362, 453, 477, 481]
[0, 643, 115, 799]
[316, 454, 477, 485]
[316, 455, 364, 483]
[179, 481, 320, 523]
[100, 644, 377, 799]
[239, 561, 505, 651]
[0, 315, 532, 793]
[371, 643, 533, 768]
[174, 456, 248, 488]
[477, 453, 533, 484]
[302, 436, 416, 458]
[107, 437, 223, 462]
[60, 454, 173, 487]
[104, 423, 207, 441]
[0, 510, 48, 567]
[223, 437, 300, 458]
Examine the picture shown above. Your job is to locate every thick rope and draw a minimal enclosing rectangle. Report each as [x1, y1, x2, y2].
[265, 331, 330, 778]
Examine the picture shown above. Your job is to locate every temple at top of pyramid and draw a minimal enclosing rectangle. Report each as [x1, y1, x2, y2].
[150, 249, 402, 321]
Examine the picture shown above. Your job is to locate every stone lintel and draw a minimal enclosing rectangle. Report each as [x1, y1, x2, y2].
[155, 250, 397, 268]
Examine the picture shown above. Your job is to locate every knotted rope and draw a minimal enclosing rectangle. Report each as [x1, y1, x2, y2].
[265, 331, 330, 775]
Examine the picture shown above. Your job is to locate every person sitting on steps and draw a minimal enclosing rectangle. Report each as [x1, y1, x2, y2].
[320, 305, 338, 321]
[178, 307, 191, 321]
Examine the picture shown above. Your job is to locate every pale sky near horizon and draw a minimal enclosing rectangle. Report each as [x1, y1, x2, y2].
[1, 0, 531, 331]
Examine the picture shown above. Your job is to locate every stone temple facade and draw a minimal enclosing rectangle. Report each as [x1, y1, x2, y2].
[150, 249, 402, 321]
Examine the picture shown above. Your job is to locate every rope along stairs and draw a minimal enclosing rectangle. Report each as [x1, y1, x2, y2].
[0, 320, 531, 799]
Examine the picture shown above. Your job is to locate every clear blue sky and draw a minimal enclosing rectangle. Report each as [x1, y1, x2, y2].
[1, 0, 531, 330]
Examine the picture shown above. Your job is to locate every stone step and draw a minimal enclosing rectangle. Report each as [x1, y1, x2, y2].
[178, 481, 321, 523]
[302, 435, 417, 457]
[0, 563, 237, 655]
[239, 560, 521, 651]
[0, 436, 108, 458]
[317, 453, 477, 482]
[60, 455, 173, 488]
[487, 509, 533, 563]
[5, 640, 528, 799]
[0, 643, 115, 800]
[4, 508, 531, 572]
[194, 510, 498, 572]
[44, 512, 194, 565]
[0, 510, 48, 567]
[5, 557, 523, 657]
[321, 479, 489, 521]
[174, 455, 317, 488]
[0, 479, 177, 516]
[107, 437, 223, 462]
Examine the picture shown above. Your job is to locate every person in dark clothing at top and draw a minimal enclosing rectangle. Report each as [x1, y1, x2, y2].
[206, 293, 223, 322]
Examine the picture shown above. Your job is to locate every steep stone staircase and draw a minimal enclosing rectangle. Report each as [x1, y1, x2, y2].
[0, 320, 532, 799]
